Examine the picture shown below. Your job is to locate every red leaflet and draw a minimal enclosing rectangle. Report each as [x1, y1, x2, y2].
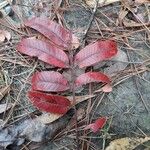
[25, 17, 72, 49]
[75, 72, 110, 87]
[17, 39, 69, 68]
[74, 40, 117, 68]
[32, 71, 69, 92]
[28, 91, 71, 114]
[85, 117, 107, 133]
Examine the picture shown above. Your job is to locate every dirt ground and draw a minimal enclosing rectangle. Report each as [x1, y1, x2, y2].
[0, 0, 150, 150]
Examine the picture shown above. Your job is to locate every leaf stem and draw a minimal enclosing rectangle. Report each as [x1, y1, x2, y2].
[70, 50, 80, 150]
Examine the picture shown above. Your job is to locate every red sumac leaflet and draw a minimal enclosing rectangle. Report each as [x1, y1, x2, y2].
[28, 91, 71, 114]
[85, 117, 107, 133]
[32, 71, 69, 92]
[17, 38, 69, 68]
[75, 40, 117, 68]
[75, 72, 111, 87]
[25, 17, 72, 49]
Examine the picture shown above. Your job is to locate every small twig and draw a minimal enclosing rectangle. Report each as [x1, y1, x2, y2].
[81, 0, 99, 42]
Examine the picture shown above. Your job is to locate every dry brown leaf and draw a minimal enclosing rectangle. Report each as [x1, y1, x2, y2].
[0, 30, 11, 43]
[3, 30, 11, 41]
[0, 103, 12, 114]
[105, 137, 150, 150]
[36, 95, 95, 124]
[0, 32, 5, 43]
[0, 86, 10, 101]
[135, 0, 150, 4]
[72, 34, 80, 49]
[85, 0, 120, 7]
[86, 0, 149, 7]
[36, 113, 62, 124]
[77, 108, 85, 120]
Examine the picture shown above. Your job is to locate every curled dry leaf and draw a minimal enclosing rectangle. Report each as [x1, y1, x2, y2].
[28, 91, 71, 114]
[75, 72, 111, 87]
[75, 40, 117, 68]
[0, 103, 12, 114]
[105, 137, 150, 150]
[17, 39, 69, 68]
[32, 71, 69, 92]
[0, 30, 11, 43]
[25, 17, 72, 49]
[85, 117, 107, 133]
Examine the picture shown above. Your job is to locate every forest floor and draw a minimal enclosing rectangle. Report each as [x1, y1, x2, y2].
[0, 0, 150, 150]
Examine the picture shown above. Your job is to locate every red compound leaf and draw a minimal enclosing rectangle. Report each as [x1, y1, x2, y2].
[75, 72, 111, 87]
[32, 71, 69, 92]
[74, 40, 117, 68]
[25, 17, 72, 49]
[28, 91, 71, 114]
[85, 117, 107, 133]
[17, 39, 69, 68]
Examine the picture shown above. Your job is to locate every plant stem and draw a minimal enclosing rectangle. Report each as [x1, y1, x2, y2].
[72, 78, 80, 150]
[70, 50, 80, 150]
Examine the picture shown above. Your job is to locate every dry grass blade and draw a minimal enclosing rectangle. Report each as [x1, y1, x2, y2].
[68, 95, 96, 105]
[0, 85, 10, 101]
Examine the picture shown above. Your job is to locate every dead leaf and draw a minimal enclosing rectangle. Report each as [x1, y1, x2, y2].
[77, 108, 85, 120]
[105, 137, 150, 150]
[36, 113, 62, 124]
[0, 30, 11, 43]
[3, 31, 11, 41]
[0, 33, 5, 43]
[36, 95, 95, 124]
[0, 103, 12, 114]
[72, 34, 80, 49]
[135, 0, 150, 4]
[85, 0, 120, 7]
[0, 86, 10, 101]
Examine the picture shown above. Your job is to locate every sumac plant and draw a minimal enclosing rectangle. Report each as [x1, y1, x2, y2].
[17, 17, 117, 116]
